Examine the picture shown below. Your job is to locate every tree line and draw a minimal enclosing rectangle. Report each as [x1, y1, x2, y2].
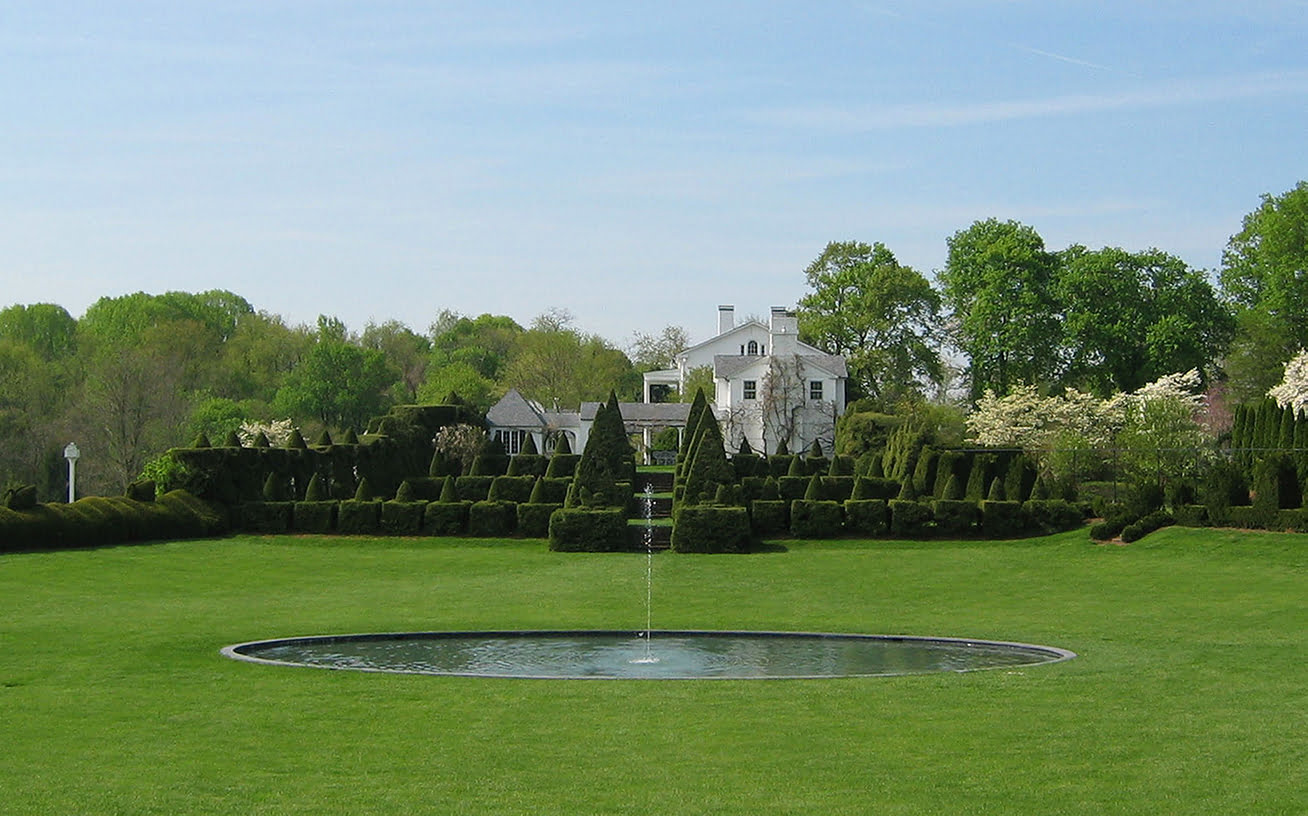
[797, 181, 1308, 413]
[3, 180, 1304, 498]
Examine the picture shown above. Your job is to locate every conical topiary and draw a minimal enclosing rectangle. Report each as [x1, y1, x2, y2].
[222, 430, 243, 448]
[738, 437, 754, 456]
[679, 388, 709, 459]
[354, 477, 375, 501]
[191, 433, 212, 449]
[867, 453, 885, 478]
[942, 473, 963, 501]
[896, 477, 918, 501]
[787, 455, 804, 477]
[521, 433, 539, 455]
[304, 472, 326, 502]
[262, 471, 285, 501]
[827, 456, 842, 477]
[528, 476, 546, 504]
[341, 428, 359, 444]
[253, 431, 271, 449]
[439, 474, 457, 503]
[470, 434, 508, 476]
[850, 476, 869, 501]
[714, 484, 732, 506]
[554, 434, 572, 455]
[315, 429, 333, 447]
[395, 480, 416, 502]
[804, 473, 822, 501]
[285, 429, 308, 450]
[507, 455, 524, 476]
[680, 407, 735, 505]
[807, 439, 823, 459]
[776, 439, 790, 456]
[1029, 476, 1049, 500]
[761, 476, 780, 501]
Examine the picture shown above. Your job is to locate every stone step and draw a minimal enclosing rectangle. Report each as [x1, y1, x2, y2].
[636, 471, 675, 493]
[628, 523, 672, 550]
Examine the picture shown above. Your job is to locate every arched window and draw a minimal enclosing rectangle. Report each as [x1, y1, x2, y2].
[747, 340, 758, 354]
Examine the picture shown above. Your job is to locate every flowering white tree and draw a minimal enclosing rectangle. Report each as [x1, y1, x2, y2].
[239, 418, 298, 447]
[1267, 350, 1308, 417]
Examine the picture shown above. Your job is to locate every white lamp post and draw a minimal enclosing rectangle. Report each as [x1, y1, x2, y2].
[64, 443, 80, 503]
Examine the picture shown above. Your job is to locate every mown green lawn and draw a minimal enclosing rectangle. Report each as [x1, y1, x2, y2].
[1, 529, 1304, 814]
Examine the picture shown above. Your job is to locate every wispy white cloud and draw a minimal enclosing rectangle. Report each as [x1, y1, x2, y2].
[1013, 45, 1116, 73]
[753, 71, 1308, 130]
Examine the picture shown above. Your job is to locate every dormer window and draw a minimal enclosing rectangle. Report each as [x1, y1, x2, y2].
[747, 341, 758, 355]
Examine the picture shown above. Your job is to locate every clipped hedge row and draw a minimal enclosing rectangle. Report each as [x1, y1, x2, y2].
[740, 497, 1085, 540]
[0, 491, 228, 553]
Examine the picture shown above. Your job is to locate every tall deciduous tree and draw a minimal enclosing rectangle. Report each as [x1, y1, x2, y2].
[1058, 246, 1232, 395]
[797, 240, 942, 407]
[1220, 181, 1308, 399]
[940, 219, 1062, 400]
[273, 317, 397, 430]
[361, 319, 431, 403]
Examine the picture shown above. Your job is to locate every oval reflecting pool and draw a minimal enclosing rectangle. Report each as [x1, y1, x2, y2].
[223, 630, 1075, 680]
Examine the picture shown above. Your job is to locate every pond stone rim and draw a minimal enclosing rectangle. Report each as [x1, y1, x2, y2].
[221, 629, 1077, 680]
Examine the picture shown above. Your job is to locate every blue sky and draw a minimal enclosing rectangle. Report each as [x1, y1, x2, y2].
[4, 1, 1306, 347]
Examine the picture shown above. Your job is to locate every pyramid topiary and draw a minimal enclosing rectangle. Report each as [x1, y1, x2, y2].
[521, 433, 539, 455]
[285, 429, 308, 450]
[681, 407, 735, 505]
[554, 434, 572, 455]
[341, 428, 359, 444]
[304, 472, 327, 502]
[738, 438, 753, 456]
[222, 430, 243, 448]
[776, 439, 790, 456]
[253, 432, 271, 449]
[262, 472, 285, 501]
[986, 477, 1005, 502]
[395, 480, 416, 502]
[315, 429, 333, 447]
[191, 433, 212, 449]
[787, 455, 804, 477]
[439, 474, 457, 502]
[354, 477, 375, 501]
[804, 473, 822, 501]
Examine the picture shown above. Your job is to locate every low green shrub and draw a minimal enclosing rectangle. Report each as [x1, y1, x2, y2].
[843, 499, 888, 537]
[516, 503, 561, 538]
[980, 500, 1025, 539]
[489, 476, 536, 503]
[1224, 505, 1275, 530]
[850, 477, 900, 501]
[1274, 508, 1308, 532]
[931, 499, 979, 536]
[789, 500, 843, 538]
[1173, 504, 1208, 527]
[548, 507, 628, 552]
[777, 476, 809, 502]
[748, 500, 788, 537]
[337, 500, 382, 534]
[671, 505, 752, 553]
[1120, 511, 1175, 543]
[1023, 499, 1084, 535]
[381, 501, 427, 535]
[424, 501, 470, 535]
[240, 502, 293, 534]
[454, 476, 494, 502]
[888, 499, 932, 538]
[1089, 513, 1135, 541]
[468, 501, 517, 537]
[294, 501, 337, 533]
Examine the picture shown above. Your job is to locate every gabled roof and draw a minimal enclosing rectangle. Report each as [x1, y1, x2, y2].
[675, 320, 768, 360]
[713, 352, 848, 380]
[486, 388, 546, 428]
[579, 402, 691, 424]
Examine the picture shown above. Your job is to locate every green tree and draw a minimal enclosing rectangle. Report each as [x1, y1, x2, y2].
[940, 219, 1061, 400]
[274, 317, 397, 430]
[0, 303, 78, 361]
[1058, 246, 1233, 395]
[361, 319, 431, 403]
[629, 324, 689, 371]
[797, 240, 943, 406]
[503, 314, 637, 408]
[1221, 181, 1308, 398]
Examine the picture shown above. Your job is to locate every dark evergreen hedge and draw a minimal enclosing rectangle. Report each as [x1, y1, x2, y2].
[544, 453, 580, 478]
[454, 476, 494, 502]
[240, 502, 293, 533]
[489, 476, 536, 503]
[980, 500, 1025, 538]
[789, 500, 843, 538]
[1173, 504, 1208, 527]
[748, 500, 789, 536]
[0, 490, 226, 553]
[468, 501, 517, 537]
[777, 476, 809, 502]
[671, 506, 752, 553]
[548, 508, 629, 552]
[844, 499, 888, 537]
[516, 503, 561, 538]
[294, 501, 337, 533]
[1120, 511, 1175, 542]
[381, 501, 427, 535]
[931, 499, 979, 536]
[889, 499, 932, 537]
[423, 501, 470, 535]
[850, 477, 900, 501]
[337, 500, 382, 534]
[1022, 499, 1084, 535]
[1274, 508, 1308, 531]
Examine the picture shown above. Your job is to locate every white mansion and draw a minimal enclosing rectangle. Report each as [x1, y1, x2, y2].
[486, 305, 848, 460]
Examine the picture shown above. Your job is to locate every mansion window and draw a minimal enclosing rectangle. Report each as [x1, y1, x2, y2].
[809, 380, 823, 401]
[495, 429, 528, 455]
[743, 380, 757, 400]
[747, 340, 758, 354]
